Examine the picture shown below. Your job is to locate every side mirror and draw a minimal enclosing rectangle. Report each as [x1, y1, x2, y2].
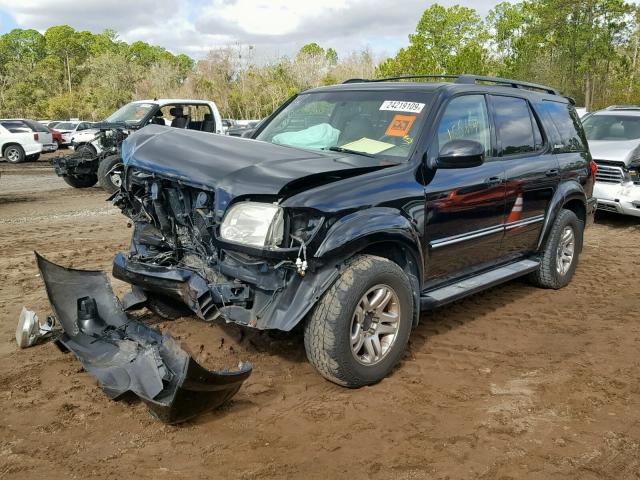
[437, 139, 485, 169]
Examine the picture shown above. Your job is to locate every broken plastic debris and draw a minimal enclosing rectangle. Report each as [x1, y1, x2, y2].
[34, 252, 252, 424]
[15, 307, 56, 348]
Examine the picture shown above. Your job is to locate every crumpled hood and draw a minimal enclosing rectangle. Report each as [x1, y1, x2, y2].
[122, 125, 395, 210]
[588, 139, 640, 165]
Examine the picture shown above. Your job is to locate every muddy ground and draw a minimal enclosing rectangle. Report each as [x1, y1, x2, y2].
[1, 154, 640, 479]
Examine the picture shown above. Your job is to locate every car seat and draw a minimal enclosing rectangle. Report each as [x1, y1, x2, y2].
[170, 107, 189, 128]
[201, 113, 215, 133]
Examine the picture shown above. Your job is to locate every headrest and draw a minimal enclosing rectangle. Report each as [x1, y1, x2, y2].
[170, 107, 183, 117]
[203, 113, 213, 120]
[154, 111, 163, 117]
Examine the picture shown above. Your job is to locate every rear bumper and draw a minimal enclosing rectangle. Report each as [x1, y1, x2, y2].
[42, 143, 58, 152]
[593, 181, 640, 217]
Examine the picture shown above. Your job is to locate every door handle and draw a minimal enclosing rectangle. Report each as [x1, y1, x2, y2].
[484, 176, 503, 186]
[545, 168, 559, 177]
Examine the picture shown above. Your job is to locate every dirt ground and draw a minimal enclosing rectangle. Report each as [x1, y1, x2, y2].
[1, 153, 640, 480]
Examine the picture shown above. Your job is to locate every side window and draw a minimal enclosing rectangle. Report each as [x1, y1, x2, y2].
[540, 101, 587, 152]
[0, 121, 30, 133]
[437, 95, 491, 157]
[491, 96, 540, 156]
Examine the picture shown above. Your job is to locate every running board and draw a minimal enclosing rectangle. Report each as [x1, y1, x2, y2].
[420, 259, 540, 309]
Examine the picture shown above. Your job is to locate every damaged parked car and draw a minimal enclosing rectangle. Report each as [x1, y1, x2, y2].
[111, 75, 596, 387]
[52, 99, 223, 192]
[582, 105, 640, 217]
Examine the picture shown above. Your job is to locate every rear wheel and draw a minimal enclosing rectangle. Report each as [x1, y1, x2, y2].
[4, 145, 25, 164]
[529, 209, 582, 289]
[62, 174, 98, 188]
[304, 255, 413, 387]
[97, 155, 123, 193]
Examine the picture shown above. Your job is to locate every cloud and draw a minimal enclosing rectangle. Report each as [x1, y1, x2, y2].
[0, 0, 512, 60]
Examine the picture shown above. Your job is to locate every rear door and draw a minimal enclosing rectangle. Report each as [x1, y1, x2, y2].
[489, 95, 560, 257]
[425, 94, 507, 282]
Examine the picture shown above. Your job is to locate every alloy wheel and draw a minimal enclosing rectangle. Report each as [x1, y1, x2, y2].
[556, 225, 575, 275]
[350, 284, 401, 366]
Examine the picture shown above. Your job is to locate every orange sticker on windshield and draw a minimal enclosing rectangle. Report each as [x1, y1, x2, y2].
[385, 114, 416, 137]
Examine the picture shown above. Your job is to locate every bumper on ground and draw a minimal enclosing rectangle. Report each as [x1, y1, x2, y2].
[593, 181, 640, 217]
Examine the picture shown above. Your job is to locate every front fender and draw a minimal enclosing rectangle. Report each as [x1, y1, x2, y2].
[314, 207, 424, 273]
[537, 180, 587, 250]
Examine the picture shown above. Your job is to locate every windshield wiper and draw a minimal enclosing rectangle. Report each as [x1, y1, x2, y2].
[324, 146, 375, 158]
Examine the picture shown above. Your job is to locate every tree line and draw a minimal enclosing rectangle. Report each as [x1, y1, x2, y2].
[1, 0, 639, 121]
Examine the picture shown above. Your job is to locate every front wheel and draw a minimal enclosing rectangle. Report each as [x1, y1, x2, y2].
[528, 209, 583, 289]
[304, 255, 413, 387]
[62, 174, 98, 188]
[97, 155, 123, 193]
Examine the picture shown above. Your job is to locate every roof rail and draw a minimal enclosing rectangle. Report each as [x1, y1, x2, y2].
[605, 105, 640, 110]
[342, 74, 560, 96]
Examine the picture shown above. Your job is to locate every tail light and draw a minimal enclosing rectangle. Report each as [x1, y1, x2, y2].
[33, 133, 39, 141]
[590, 160, 597, 178]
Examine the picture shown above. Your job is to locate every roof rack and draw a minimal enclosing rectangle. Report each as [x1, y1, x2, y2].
[342, 74, 560, 96]
[605, 105, 640, 111]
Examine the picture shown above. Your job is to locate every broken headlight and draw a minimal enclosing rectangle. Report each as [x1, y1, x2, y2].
[220, 202, 284, 248]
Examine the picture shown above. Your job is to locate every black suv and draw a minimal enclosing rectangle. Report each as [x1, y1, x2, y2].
[112, 75, 596, 387]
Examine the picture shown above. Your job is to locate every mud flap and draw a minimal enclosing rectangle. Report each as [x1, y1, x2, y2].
[35, 253, 252, 424]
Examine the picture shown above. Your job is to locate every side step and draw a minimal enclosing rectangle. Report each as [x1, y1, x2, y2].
[420, 259, 540, 309]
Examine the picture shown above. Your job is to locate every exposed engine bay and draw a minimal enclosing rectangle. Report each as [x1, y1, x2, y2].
[111, 166, 336, 330]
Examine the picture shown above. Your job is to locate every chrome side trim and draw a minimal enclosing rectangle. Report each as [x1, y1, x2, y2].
[431, 226, 504, 249]
[431, 215, 545, 249]
[505, 215, 545, 230]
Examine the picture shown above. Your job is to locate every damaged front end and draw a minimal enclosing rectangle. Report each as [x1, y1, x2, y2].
[111, 167, 338, 332]
[36, 253, 252, 424]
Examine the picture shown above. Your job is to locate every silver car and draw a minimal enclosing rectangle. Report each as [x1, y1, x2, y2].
[583, 106, 640, 217]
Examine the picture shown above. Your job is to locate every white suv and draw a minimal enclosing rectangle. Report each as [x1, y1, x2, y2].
[0, 119, 44, 163]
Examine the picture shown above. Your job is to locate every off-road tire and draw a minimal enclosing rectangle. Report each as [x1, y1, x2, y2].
[62, 174, 98, 188]
[3, 144, 25, 163]
[147, 294, 190, 320]
[304, 255, 413, 387]
[528, 209, 583, 289]
[97, 155, 123, 193]
[26, 153, 40, 162]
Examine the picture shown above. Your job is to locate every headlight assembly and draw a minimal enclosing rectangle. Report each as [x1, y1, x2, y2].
[220, 202, 284, 248]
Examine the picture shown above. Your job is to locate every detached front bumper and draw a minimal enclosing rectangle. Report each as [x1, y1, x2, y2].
[51, 153, 98, 177]
[593, 181, 640, 217]
[113, 252, 340, 332]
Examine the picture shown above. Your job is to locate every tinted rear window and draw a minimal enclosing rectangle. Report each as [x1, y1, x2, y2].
[492, 96, 541, 156]
[1, 121, 30, 133]
[22, 120, 49, 132]
[540, 101, 587, 152]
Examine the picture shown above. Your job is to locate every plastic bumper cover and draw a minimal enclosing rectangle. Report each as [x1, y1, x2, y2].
[593, 181, 640, 217]
[36, 252, 251, 424]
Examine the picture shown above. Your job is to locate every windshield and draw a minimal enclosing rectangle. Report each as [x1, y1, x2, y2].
[582, 114, 640, 141]
[256, 90, 432, 160]
[54, 122, 78, 130]
[105, 102, 155, 124]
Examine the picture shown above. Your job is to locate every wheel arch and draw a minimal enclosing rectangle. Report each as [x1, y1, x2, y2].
[2, 142, 23, 155]
[313, 208, 424, 326]
[537, 180, 587, 252]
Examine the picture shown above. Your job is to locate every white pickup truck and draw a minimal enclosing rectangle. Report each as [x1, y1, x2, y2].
[54, 99, 223, 192]
[1, 119, 45, 163]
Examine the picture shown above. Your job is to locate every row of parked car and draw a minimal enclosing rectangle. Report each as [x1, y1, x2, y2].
[0, 111, 258, 166]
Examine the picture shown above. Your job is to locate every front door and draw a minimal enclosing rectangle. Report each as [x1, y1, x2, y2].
[424, 94, 506, 283]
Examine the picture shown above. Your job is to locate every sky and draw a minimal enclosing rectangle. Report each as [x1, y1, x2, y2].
[0, 0, 510, 61]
